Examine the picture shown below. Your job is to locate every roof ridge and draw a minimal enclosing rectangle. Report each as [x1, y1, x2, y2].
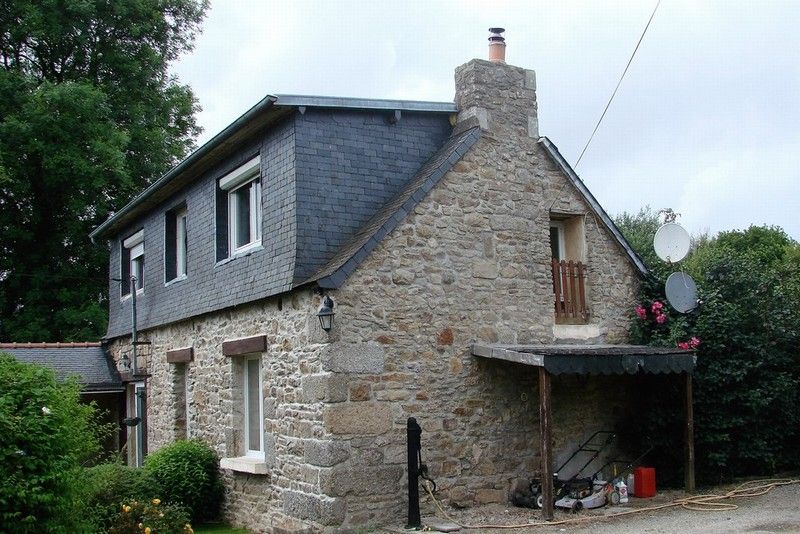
[0, 342, 102, 348]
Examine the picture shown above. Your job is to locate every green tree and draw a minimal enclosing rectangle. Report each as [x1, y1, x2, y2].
[0, 0, 208, 342]
[617, 213, 800, 483]
[0, 352, 112, 532]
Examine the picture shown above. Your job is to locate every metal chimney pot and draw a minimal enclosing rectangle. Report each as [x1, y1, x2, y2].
[488, 27, 506, 63]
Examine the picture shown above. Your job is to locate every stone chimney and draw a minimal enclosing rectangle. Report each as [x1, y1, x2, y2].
[455, 28, 538, 138]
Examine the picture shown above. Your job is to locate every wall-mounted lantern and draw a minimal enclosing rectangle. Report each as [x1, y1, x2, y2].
[317, 295, 335, 332]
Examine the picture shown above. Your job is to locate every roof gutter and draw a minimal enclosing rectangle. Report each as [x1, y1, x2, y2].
[537, 136, 650, 277]
[90, 94, 279, 242]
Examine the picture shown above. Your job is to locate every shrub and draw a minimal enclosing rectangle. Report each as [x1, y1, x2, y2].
[0, 353, 112, 533]
[617, 216, 800, 484]
[109, 498, 192, 534]
[144, 439, 223, 522]
[86, 462, 153, 531]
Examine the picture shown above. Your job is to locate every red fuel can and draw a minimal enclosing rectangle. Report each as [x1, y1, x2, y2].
[633, 467, 656, 498]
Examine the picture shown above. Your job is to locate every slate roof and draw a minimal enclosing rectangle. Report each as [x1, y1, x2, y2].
[0, 343, 123, 393]
[90, 94, 457, 241]
[304, 124, 482, 288]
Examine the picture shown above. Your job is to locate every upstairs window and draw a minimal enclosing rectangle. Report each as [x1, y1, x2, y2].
[165, 205, 188, 282]
[549, 221, 566, 261]
[217, 156, 261, 260]
[121, 230, 144, 297]
[549, 215, 588, 323]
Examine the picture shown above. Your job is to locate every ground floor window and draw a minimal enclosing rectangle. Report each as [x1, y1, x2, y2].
[244, 355, 263, 457]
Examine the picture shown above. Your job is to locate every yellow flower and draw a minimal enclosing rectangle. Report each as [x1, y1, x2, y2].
[145, 528, 152, 534]
[123, 505, 131, 513]
[151, 498, 161, 506]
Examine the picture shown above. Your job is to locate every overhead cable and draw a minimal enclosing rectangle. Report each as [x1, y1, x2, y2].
[575, 0, 661, 168]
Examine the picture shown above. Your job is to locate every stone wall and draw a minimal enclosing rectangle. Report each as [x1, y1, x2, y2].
[108, 289, 349, 533]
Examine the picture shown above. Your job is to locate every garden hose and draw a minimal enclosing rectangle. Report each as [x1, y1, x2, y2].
[419, 477, 800, 530]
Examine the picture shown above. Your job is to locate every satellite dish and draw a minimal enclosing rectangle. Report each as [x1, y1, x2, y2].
[653, 223, 691, 263]
[665, 272, 698, 313]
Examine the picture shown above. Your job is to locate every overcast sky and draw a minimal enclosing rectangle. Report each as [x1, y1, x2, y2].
[171, 0, 800, 240]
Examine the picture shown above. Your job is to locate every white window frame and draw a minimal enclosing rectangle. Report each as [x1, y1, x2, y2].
[219, 156, 262, 257]
[122, 230, 144, 299]
[243, 355, 264, 458]
[228, 180, 262, 254]
[175, 207, 188, 279]
[550, 221, 566, 261]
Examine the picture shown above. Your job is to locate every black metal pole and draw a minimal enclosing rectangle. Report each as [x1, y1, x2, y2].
[406, 417, 422, 529]
[130, 275, 138, 375]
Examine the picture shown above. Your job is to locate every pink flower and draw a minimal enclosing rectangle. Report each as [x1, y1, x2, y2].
[677, 341, 690, 350]
[689, 337, 701, 348]
[635, 305, 647, 319]
[651, 301, 664, 313]
[656, 313, 667, 324]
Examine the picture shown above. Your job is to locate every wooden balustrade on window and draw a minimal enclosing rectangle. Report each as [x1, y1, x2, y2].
[551, 259, 588, 323]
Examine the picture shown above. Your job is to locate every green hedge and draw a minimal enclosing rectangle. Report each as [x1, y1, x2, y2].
[0, 353, 111, 533]
[144, 439, 224, 523]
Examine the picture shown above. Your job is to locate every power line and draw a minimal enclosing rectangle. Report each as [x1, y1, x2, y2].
[575, 0, 661, 168]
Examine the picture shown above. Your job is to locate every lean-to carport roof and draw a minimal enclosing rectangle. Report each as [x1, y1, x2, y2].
[472, 343, 696, 375]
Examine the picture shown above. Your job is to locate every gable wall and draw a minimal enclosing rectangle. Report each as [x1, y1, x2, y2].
[106, 119, 298, 338]
[293, 109, 451, 282]
[316, 119, 640, 521]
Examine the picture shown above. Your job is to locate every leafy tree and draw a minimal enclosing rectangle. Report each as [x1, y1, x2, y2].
[617, 213, 800, 484]
[0, 0, 208, 342]
[0, 352, 112, 532]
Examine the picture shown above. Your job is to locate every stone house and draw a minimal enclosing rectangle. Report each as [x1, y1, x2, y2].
[90, 36, 695, 532]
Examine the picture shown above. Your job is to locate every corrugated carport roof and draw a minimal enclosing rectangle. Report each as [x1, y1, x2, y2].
[472, 343, 696, 375]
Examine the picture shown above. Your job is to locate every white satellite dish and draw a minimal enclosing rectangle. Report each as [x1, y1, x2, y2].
[653, 223, 691, 263]
[665, 272, 698, 313]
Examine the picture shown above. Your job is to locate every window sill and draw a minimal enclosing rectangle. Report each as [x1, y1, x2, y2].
[220, 456, 268, 474]
[215, 243, 263, 267]
[120, 289, 144, 303]
[164, 274, 187, 287]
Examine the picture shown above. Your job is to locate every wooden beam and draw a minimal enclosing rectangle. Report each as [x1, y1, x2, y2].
[684, 372, 695, 492]
[539, 367, 554, 520]
[222, 335, 267, 357]
[166, 347, 193, 363]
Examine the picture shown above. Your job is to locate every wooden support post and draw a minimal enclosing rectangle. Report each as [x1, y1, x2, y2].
[539, 367, 554, 521]
[684, 372, 695, 493]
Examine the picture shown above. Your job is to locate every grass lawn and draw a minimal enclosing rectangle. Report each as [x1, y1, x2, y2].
[194, 525, 251, 534]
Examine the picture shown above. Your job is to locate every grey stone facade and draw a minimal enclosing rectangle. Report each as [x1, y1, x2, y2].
[105, 58, 642, 533]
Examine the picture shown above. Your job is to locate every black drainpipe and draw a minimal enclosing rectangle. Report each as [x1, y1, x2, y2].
[406, 417, 422, 529]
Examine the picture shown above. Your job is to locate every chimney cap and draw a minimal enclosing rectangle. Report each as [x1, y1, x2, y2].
[488, 28, 506, 42]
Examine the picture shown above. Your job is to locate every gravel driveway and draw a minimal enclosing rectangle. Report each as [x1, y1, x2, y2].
[384, 481, 800, 534]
